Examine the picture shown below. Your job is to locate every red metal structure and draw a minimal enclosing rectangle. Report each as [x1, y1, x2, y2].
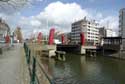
[61, 34, 65, 44]
[5, 35, 10, 43]
[37, 32, 42, 44]
[48, 28, 55, 45]
[80, 32, 85, 46]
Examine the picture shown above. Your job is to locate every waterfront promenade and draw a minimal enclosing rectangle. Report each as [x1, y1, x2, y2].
[0, 44, 28, 84]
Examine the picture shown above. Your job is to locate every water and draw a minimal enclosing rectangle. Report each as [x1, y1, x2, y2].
[40, 54, 125, 84]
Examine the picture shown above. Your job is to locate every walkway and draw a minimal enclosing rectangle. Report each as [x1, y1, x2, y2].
[0, 44, 22, 84]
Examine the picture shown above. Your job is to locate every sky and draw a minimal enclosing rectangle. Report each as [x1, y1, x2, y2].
[0, 0, 125, 38]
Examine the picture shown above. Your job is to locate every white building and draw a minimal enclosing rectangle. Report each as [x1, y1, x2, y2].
[119, 8, 125, 49]
[106, 29, 117, 37]
[99, 27, 117, 38]
[71, 17, 100, 45]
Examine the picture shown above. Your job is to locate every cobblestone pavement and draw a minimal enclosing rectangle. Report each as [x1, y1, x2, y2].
[0, 44, 22, 84]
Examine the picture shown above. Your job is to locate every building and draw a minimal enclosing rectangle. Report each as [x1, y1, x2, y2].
[119, 8, 125, 50]
[0, 18, 10, 42]
[71, 17, 100, 45]
[102, 8, 125, 59]
[55, 31, 71, 44]
[100, 8, 125, 59]
[99, 27, 117, 38]
[106, 29, 117, 37]
[119, 8, 125, 37]
[99, 27, 117, 46]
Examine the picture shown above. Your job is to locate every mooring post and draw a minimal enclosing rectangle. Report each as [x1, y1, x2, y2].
[31, 57, 36, 84]
[94, 51, 96, 57]
[102, 48, 104, 56]
[0, 48, 2, 55]
[62, 54, 66, 61]
[28, 49, 31, 64]
[58, 54, 62, 60]
[26, 47, 29, 63]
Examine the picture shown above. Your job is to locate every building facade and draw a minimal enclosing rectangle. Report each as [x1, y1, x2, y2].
[119, 8, 125, 49]
[119, 8, 125, 37]
[71, 17, 100, 45]
[99, 27, 117, 38]
[0, 18, 10, 41]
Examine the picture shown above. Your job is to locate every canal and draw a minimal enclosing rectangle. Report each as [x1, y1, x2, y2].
[40, 54, 125, 84]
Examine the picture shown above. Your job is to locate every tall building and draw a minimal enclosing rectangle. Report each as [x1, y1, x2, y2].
[71, 17, 100, 45]
[119, 8, 125, 49]
[119, 8, 125, 37]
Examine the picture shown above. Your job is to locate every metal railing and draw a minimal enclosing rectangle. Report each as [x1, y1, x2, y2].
[23, 43, 55, 84]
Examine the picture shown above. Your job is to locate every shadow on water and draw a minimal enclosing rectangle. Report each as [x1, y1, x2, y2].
[40, 54, 125, 84]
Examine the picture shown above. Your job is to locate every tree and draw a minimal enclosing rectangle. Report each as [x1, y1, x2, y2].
[14, 27, 23, 43]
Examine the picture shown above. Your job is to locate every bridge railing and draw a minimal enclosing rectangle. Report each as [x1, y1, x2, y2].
[23, 43, 55, 84]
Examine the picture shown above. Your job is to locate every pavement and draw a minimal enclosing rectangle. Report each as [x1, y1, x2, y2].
[0, 44, 23, 84]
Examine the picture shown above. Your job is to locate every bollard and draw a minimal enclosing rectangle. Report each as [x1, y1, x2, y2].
[31, 57, 36, 84]
[28, 49, 31, 64]
[0, 48, 2, 55]
[26, 47, 29, 63]
[24, 43, 26, 52]
[62, 54, 66, 61]
[58, 54, 62, 61]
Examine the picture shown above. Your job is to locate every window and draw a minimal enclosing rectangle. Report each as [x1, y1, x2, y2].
[88, 29, 90, 31]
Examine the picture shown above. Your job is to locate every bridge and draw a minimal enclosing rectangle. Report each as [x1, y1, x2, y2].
[57, 44, 97, 55]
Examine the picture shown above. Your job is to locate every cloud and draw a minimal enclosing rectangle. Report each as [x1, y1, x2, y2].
[0, 0, 29, 14]
[18, 1, 88, 35]
[17, 1, 118, 38]
[0, 12, 21, 29]
[99, 16, 118, 31]
[42, 1, 88, 23]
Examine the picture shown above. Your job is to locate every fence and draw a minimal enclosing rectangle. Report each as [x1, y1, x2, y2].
[23, 43, 55, 84]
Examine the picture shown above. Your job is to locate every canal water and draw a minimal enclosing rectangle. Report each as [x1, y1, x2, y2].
[41, 54, 125, 84]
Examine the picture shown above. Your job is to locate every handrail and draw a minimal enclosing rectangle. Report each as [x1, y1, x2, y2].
[23, 43, 55, 84]
[35, 57, 55, 84]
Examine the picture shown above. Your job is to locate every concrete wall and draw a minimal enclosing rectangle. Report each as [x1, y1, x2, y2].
[119, 50, 125, 59]
[42, 45, 56, 57]
[80, 46, 86, 54]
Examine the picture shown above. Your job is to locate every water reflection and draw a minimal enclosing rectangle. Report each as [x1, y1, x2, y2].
[41, 55, 125, 84]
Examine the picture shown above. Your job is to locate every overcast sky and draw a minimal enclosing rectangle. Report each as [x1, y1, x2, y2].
[0, 0, 125, 38]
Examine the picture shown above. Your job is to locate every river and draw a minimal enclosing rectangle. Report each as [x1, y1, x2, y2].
[40, 54, 125, 84]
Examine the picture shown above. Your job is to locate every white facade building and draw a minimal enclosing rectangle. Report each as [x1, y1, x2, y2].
[99, 27, 117, 38]
[71, 18, 100, 45]
[106, 29, 117, 37]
